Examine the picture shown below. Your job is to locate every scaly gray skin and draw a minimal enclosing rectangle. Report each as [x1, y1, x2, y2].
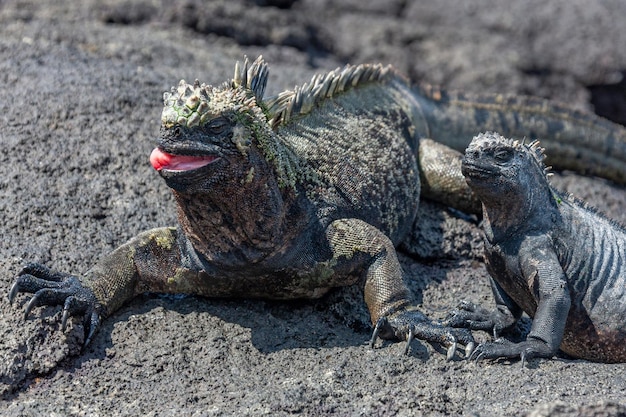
[9, 57, 626, 359]
[446, 132, 626, 364]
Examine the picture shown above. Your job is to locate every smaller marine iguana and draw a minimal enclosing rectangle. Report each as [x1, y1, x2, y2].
[445, 132, 626, 364]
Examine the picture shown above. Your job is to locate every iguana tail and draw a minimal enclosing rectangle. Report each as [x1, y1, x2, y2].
[413, 84, 626, 185]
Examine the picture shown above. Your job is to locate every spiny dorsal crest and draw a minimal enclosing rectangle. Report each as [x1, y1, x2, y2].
[161, 56, 268, 129]
[265, 63, 396, 129]
[512, 138, 552, 178]
[232, 55, 268, 102]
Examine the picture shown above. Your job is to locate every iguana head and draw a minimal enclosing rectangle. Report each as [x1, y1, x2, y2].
[462, 131, 552, 206]
[150, 56, 298, 193]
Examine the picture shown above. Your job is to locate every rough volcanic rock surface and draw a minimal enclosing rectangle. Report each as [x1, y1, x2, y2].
[1, 0, 626, 415]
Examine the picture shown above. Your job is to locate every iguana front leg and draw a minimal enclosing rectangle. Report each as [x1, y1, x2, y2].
[327, 219, 474, 359]
[9, 227, 185, 345]
[470, 247, 571, 365]
[449, 238, 572, 365]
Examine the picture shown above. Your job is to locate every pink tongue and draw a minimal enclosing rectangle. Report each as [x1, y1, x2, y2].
[150, 148, 217, 171]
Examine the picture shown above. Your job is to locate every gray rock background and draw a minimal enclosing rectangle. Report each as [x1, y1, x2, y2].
[1, 0, 626, 415]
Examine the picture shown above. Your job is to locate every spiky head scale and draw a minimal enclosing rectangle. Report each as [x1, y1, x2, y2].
[161, 56, 269, 129]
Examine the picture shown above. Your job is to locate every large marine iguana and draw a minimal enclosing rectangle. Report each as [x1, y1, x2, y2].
[9, 57, 626, 358]
[446, 131, 626, 364]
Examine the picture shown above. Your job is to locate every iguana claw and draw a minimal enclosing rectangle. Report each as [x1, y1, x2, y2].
[369, 317, 387, 348]
[404, 325, 415, 355]
[9, 263, 101, 346]
[369, 309, 475, 360]
[468, 338, 554, 366]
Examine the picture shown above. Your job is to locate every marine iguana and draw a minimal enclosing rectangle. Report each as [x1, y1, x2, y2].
[9, 57, 626, 358]
[445, 131, 626, 363]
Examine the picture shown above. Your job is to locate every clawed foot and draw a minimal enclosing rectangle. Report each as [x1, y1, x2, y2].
[443, 300, 515, 338]
[370, 308, 475, 360]
[9, 263, 101, 346]
[469, 338, 554, 367]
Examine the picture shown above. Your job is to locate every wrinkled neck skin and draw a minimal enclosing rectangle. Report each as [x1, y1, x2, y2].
[172, 152, 303, 269]
[478, 173, 556, 244]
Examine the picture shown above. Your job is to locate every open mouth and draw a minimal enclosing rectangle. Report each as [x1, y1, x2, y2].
[150, 148, 220, 172]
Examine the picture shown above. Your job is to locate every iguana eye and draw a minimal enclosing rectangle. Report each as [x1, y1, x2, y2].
[207, 118, 230, 135]
[493, 148, 513, 162]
